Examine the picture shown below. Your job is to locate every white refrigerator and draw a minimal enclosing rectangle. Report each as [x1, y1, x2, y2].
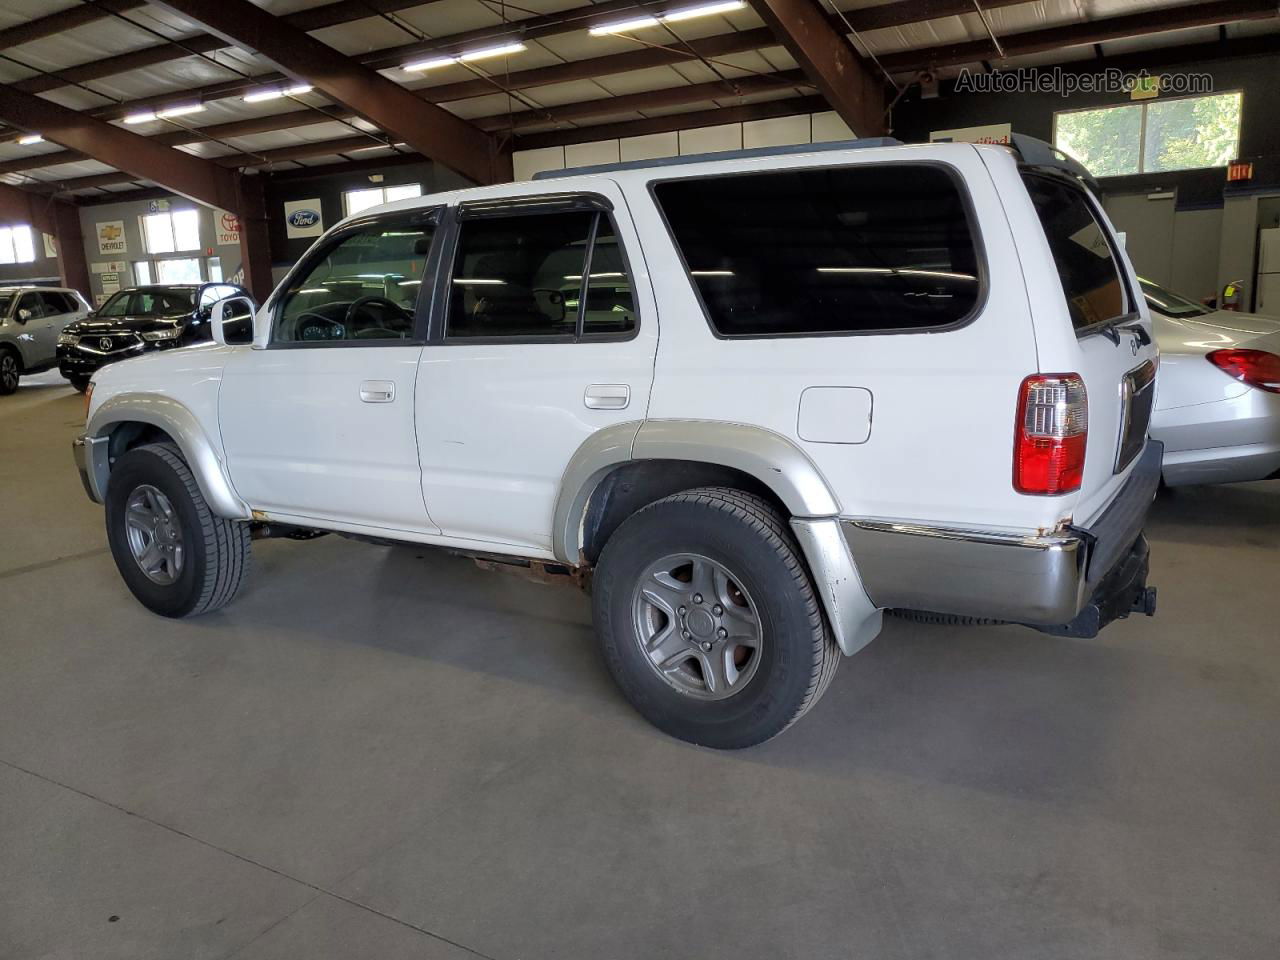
[1257, 227, 1280, 316]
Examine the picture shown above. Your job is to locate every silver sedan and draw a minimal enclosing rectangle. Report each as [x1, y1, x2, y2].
[1144, 277, 1280, 486]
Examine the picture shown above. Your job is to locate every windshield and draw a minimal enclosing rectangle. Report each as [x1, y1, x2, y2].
[1139, 277, 1211, 318]
[98, 287, 196, 318]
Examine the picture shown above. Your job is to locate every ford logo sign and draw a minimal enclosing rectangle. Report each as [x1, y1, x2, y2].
[288, 209, 320, 228]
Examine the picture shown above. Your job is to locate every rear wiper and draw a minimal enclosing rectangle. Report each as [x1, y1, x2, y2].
[1096, 315, 1150, 347]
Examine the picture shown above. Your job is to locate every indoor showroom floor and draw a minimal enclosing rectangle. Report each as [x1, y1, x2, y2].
[1, 370, 1277, 960]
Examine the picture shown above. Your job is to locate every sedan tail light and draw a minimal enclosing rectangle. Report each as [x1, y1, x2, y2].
[1206, 349, 1280, 394]
[1014, 373, 1088, 495]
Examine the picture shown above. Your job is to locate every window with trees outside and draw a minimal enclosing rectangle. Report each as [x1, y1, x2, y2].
[1053, 92, 1242, 178]
[342, 184, 423, 217]
[141, 209, 201, 254]
[0, 225, 36, 264]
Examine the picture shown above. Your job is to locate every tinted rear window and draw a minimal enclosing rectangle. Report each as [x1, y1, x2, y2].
[1023, 174, 1129, 331]
[653, 164, 982, 337]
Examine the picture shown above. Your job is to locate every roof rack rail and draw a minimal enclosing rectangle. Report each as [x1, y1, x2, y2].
[533, 136, 905, 180]
[1007, 133, 1100, 194]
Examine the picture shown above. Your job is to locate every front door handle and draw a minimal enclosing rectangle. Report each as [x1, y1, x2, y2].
[359, 380, 395, 403]
[584, 384, 630, 410]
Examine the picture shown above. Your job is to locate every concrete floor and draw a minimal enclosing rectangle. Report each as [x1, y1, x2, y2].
[1, 369, 1278, 960]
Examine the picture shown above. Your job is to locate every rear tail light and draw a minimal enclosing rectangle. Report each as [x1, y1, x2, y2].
[1206, 349, 1280, 394]
[1014, 373, 1088, 495]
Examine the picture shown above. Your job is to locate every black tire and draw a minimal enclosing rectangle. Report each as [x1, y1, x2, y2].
[105, 442, 251, 618]
[592, 487, 840, 749]
[68, 375, 91, 394]
[0, 348, 20, 395]
[888, 609, 1006, 626]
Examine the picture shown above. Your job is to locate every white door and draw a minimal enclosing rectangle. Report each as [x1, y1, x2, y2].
[219, 211, 441, 533]
[14, 291, 59, 367]
[416, 184, 656, 553]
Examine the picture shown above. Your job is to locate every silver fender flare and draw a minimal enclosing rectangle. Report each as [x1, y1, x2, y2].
[551, 420, 880, 655]
[88, 393, 252, 520]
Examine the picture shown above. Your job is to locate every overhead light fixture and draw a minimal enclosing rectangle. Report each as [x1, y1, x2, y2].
[661, 0, 746, 22]
[588, 15, 660, 35]
[123, 110, 157, 124]
[155, 102, 205, 119]
[589, 0, 745, 35]
[243, 83, 313, 103]
[16, 134, 43, 145]
[403, 41, 527, 72]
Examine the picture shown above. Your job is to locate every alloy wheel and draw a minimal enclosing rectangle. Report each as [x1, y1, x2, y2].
[124, 484, 185, 585]
[0, 354, 17, 392]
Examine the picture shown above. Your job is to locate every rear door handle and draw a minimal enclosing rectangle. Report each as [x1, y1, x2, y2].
[359, 380, 395, 403]
[584, 384, 630, 410]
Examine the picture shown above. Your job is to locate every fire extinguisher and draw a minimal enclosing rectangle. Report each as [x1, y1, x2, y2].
[1221, 280, 1244, 311]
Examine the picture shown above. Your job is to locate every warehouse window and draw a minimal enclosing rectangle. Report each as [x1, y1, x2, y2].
[0, 225, 36, 264]
[1053, 92, 1242, 177]
[654, 164, 981, 337]
[141, 209, 200, 254]
[343, 184, 422, 217]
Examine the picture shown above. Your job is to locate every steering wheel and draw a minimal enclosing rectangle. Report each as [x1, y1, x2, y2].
[345, 295, 412, 333]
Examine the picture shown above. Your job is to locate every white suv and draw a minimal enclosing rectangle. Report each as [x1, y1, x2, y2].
[74, 136, 1161, 748]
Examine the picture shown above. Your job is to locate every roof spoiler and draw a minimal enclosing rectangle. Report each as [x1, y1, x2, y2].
[1008, 133, 1101, 194]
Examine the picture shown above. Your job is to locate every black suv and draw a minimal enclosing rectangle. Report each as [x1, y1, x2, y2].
[58, 282, 248, 391]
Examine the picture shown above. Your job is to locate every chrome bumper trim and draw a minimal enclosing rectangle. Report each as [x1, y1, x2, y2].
[73, 433, 110, 504]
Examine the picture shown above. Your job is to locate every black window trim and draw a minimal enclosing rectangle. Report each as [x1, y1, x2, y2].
[1019, 169, 1141, 342]
[268, 205, 444, 350]
[647, 158, 991, 341]
[430, 194, 641, 346]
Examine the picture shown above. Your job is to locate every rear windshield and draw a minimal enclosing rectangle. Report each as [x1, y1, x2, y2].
[1023, 174, 1129, 331]
[653, 164, 982, 337]
[1139, 277, 1211, 318]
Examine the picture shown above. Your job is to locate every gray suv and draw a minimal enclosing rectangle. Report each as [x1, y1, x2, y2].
[0, 286, 91, 395]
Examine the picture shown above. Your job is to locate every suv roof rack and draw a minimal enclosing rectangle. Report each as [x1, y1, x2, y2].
[1007, 133, 1100, 193]
[533, 136, 905, 180]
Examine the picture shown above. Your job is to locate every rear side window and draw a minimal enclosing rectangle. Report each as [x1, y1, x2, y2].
[39, 291, 72, 314]
[653, 164, 982, 337]
[1022, 174, 1129, 331]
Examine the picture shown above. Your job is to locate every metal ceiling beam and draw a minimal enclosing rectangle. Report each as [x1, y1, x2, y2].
[747, 0, 884, 135]
[515, 94, 832, 150]
[148, 0, 506, 184]
[879, 0, 1278, 72]
[0, 0, 145, 50]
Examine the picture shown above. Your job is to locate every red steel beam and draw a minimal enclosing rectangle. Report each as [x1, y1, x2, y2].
[748, 0, 884, 135]
[149, 0, 506, 184]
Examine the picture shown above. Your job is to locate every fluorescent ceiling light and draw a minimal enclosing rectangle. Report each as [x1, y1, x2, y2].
[589, 1, 745, 35]
[661, 0, 746, 22]
[404, 41, 526, 72]
[123, 110, 157, 124]
[16, 134, 43, 145]
[243, 84, 311, 103]
[563, 272, 624, 280]
[589, 15, 660, 35]
[690, 269, 734, 276]
[155, 102, 205, 119]
[452, 278, 506, 285]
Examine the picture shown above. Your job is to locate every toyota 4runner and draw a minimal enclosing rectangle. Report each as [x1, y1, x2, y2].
[73, 135, 1161, 748]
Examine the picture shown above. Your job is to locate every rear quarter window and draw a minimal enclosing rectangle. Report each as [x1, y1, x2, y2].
[652, 163, 983, 338]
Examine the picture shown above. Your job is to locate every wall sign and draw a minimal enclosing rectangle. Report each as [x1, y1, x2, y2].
[147, 198, 171, 214]
[91, 261, 127, 274]
[96, 220, 128, 255]
[284, 199, 324, 239]
[42, 233, 57, 259]
[217, 210, 241, 246]
[929, 123, 1012, 145]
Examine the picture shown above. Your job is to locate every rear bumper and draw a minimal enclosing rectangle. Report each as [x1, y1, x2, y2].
[843, 441, 1163, 634]
[1152, 386, 1280, 486]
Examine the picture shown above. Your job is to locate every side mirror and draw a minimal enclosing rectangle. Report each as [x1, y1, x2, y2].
[211, 296, 256, 346]
[16, 308, 32, 323]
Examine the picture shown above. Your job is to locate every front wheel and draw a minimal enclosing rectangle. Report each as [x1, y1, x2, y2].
[592, 487, 840, 749]
[105, 442, 251, 618]
[0, 350, 19, 395]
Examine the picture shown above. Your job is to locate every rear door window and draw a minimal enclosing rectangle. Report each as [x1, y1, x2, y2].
[1022, 174, 1130, 331]
[652, 164, 982, 337]
[39, 291, 71, 315]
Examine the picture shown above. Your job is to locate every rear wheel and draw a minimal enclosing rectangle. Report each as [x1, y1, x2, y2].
[592, 487, 839, 749]
[68, 375, 91, 394]
[0, 349, 19, 395]
[105, 442, 251, 618]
